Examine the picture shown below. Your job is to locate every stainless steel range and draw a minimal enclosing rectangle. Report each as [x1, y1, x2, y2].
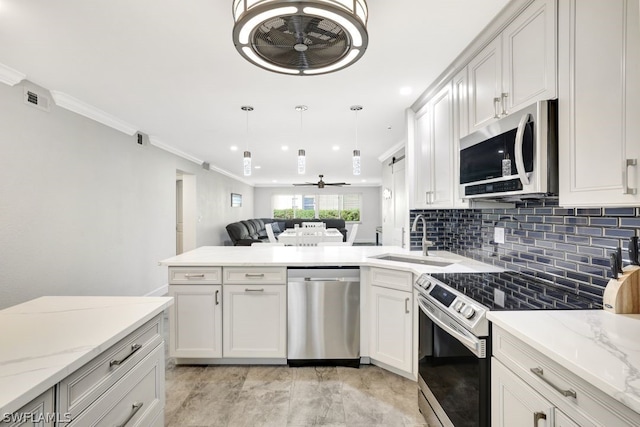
[414, 271, 602, 427]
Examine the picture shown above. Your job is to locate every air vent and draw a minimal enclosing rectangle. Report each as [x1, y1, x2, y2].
[202, 162, 210, 170]
[23, 88, 50, 112]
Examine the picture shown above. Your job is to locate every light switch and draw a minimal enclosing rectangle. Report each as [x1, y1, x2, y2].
[494, 227, 505, 244]
[494, 289, 505, 308]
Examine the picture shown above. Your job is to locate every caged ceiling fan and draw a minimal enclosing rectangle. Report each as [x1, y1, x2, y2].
[292, 174, 350, 189]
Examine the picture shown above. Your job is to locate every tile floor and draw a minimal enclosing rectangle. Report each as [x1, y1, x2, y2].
[164, 361, 427, 427]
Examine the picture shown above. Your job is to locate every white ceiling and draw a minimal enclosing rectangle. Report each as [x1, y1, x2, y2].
[0, 0, 510, 186]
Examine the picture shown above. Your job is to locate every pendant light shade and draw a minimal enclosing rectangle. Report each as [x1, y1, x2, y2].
[351, 105, 362, 176]
[232, 0, 369, 76]
[298, 149, 306, 174]
[241, 106, 254, 176]
[296, 105, 308, 174]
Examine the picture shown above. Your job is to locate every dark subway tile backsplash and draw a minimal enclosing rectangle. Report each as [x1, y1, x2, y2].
[410, 200, 640, 297]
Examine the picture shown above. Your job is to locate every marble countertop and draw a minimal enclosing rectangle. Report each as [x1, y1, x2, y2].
[0, 296, 173, 416]
[159, 246, 503, 275]
[487, 310, 640, 414]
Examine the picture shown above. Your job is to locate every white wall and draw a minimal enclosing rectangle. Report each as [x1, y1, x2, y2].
[254, 186, 381, 244]
[0, 81, 253, 309]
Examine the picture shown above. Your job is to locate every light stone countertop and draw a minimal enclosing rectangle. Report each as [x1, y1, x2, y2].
[159, 245, 504, 274]
[487, 310, 640, 415]
[0, 296, 173, 416]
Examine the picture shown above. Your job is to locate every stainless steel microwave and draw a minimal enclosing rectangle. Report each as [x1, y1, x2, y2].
[459, 100, 558, 199]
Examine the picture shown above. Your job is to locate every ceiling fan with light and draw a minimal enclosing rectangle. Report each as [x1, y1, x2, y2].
[292, 174, 350, 189]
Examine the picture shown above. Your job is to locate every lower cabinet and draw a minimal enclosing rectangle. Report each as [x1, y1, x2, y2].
[168, 284, 222, 358]
[492, 325, 640, 427]
[1, 389, 55, 427]
[369, 283, 413, 375]
[492, 358, 575, 427]
[222, 284, 286, 358]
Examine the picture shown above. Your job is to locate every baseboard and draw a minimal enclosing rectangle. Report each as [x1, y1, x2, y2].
[146, 284, 168, 297]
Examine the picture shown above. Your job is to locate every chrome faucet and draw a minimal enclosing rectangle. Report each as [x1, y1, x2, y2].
[411, 214, 434, 257]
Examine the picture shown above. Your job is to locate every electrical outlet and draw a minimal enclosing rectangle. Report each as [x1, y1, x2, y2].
[494, 289, 505, 308]
[494, 227, 505, 244]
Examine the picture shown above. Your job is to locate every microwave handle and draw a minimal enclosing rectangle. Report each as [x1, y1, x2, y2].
[514, 112, 531, 186]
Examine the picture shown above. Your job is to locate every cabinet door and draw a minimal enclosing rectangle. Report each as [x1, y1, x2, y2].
[430, 83, 455, 207]
[0, 388, 55, 427]
[559, 0, 640, 206]
[413, 105, 432, 208]
[452, 68, 472, 208]
[502, 0, 557, 115]
[468, 37, 502, 132]
[369, 285, 412, 374]
[223, 284, 286, 358]
[168, 284, 222, 358]
[555, 410, 581, 427]
[491, 358, 553, 427]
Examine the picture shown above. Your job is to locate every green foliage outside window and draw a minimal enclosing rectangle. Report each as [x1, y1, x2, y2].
[273, 208, 360, 221]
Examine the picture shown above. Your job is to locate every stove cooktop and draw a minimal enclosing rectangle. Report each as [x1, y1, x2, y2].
[427, 272, 602, 311]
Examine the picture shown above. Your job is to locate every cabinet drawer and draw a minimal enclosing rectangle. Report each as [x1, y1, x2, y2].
[223, 267, 286, 284]
[169, 267, 222, 284]
[68, 343, 164, 427]
[59, 314, 163, 419]
[1, 388, 55, 427]
[493, 326, 640, 427]
[370, 267, 413, 292]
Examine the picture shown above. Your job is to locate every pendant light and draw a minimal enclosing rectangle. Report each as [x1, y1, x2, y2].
[241, 105, 253, 176]
[296, 105, 308, 174]
[351, 105, 362, 176]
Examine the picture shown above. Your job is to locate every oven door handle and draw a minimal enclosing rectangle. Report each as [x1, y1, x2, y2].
[418, 297, 485, 358]
[514, 112, 531, 186]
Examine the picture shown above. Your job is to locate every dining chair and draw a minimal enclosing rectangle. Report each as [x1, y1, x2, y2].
[265, 223, 278, 243]
[347, 224, 359, 246]
[295, 227, 324, 246]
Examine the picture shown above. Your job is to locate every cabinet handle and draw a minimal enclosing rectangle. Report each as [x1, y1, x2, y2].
[493, 97, 501, 118]
[622, 158, 638, 195]
[245, 288, 265, 292]
[501, 92, 509, 116]
[533, 411, 546, 426]
[215, 289, 220, 305]
[530, 367, 577, 398]
[110, 344, 142, 367]
[116, 402, 144, 427]
[185, 273, 205, 279]
[405, 297, 410, 314]
[245, 273, 265, 278]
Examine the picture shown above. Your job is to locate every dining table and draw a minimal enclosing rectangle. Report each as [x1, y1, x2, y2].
[276, 227, 345, 245]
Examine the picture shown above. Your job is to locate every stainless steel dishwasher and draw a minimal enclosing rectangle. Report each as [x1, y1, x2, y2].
[287, 267, 360, 367]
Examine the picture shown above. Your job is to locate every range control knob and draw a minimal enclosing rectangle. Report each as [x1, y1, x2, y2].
[453, 300, 465, 312]
[461, 305, 476, 319]
[423, 280, 432, 290]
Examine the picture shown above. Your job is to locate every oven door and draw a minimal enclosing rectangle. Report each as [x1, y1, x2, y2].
[417, 295, 490, 427]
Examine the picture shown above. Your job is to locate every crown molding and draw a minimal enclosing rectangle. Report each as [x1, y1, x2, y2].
[377, 140, 405, 163]
[206, 163, 254, 186]
[148, 136, 203, 165]
[0, 63, 26, 86]
[50, 90, 138, 135]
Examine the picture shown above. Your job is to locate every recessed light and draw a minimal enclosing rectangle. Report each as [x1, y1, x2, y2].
[399, 86, 412, 96]
[254, 165, 261, 169]
[361, 179, 367, 182]
[230, 145, 238, 151]
[332, 145, 340, 151]
[272, 179, 278, 183]
[281, 145, 289, 151]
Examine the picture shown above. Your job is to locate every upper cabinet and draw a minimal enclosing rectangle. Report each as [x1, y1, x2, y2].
[469, 0, 557, 132]
[558, 0, 640, 207]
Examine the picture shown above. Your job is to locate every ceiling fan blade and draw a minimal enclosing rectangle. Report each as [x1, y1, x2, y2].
[325, 182, 349, 186]
[292, 183, 317, 186]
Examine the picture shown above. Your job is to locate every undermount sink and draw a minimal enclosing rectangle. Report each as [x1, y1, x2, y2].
[369, 254, 453, 267]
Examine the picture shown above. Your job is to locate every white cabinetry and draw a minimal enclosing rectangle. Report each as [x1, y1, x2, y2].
[469, 0, 557, 132]
[492, 325, 640, 427]
[558, 0, 640, 206]
[168, 267, 223, 359]
[1, 389, 55, 427]
[369, 268, 413, 377]
[412, 83, 457, 209]
[223, 284, 286, 358]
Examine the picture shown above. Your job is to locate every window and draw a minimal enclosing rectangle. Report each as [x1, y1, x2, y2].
[272, 193, 361, 222]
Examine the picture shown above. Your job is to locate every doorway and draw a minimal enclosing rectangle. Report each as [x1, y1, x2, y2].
[176, 171, 196, 255]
